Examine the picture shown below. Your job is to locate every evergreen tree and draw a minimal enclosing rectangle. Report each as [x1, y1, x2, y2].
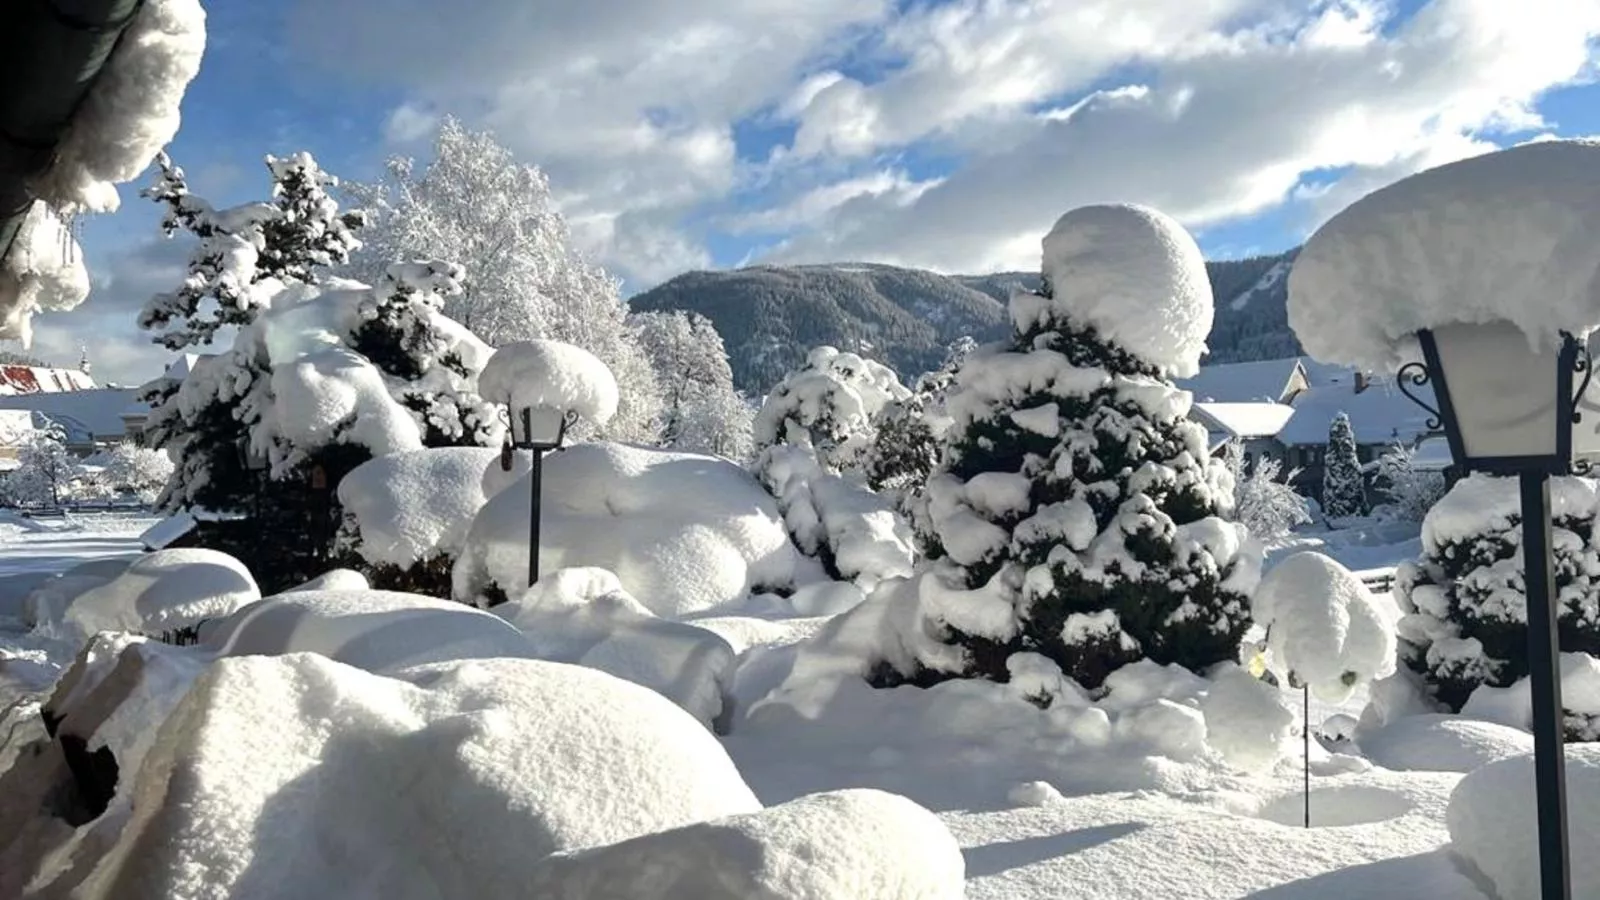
[879, 205, 1257, 692]
[1396, 474, 1600, 737]
[1321, 412, 1366, 518]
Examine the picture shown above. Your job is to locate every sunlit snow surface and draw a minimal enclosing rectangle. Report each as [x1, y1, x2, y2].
[0, 512, 1511, 898]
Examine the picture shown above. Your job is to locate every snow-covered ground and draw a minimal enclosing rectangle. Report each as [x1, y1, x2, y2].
[0, 511, 1515, 899]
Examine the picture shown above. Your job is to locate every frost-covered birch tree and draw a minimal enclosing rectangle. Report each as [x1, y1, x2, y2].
[630, 309, 751, 458]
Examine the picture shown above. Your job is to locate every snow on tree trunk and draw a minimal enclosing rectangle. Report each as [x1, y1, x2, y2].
[1320, 412, 1366, 519]
[881, 204, 1260, 692]
[1396, 473, 1600, 737]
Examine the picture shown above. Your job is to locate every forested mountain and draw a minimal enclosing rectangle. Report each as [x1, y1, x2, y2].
[631, 249, 1301, 393]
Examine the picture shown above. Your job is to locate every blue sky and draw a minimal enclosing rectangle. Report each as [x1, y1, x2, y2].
[21, 0, 1600, 384]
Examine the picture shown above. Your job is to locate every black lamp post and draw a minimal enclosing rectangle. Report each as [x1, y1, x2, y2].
[1396, 320, 1596, 900]
[500, 404, 578, 594]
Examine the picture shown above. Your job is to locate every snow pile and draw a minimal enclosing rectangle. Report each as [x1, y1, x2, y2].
[494, 568, 737, 726]
[33, 549, 259, 641]
[1254, 551, 1397, 703]
[202, 589, 537, 675]
[455, 442, 810, 612]
[17, 557, 134, 626]
[759, 445, 915, 600]
[338, 447, 529, 568]
[1198, 663, 1298, 774]
[267, 346, 424, 460]
[1359, 714, 1532, 773]
[1031, 204, 1214, 378]
[1289, 139, 1600, 372]
[522, 789, 964, 899]
[33, 654, 762, 898]
[1448, 742, 1600, 900]
[478, 339, 620, 427]
[0, 201, 91, 345]
[283, 569, 371, 592]
[31, 0, 207, 215]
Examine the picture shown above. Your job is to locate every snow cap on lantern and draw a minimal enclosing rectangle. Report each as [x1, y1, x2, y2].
[1288, 139, 1600, 374]
[479, 339, 620, 428]
[1029, 203, 1214, 378]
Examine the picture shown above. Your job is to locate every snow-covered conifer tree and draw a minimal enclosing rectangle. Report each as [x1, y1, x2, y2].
[1321, 412, 1366, 518]
[344, 117, 662, 442]
[631, 310, 751, 458]
[866, 337, 973, 499]
[884, 204, 1259, 691]
[1396, 474, 1600, 735]
[753, 346, 910, 478]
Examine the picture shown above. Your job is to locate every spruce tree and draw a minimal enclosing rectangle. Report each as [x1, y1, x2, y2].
[878, 204, 1258, 692]
[1321, 412, 1366, 519]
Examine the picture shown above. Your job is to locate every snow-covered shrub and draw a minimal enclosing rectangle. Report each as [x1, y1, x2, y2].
[454, 442, 813, 613]
[753, 345, 911, 478]
[1374, 441, 1447, 523]
[865, 337, 973, 501]
[1221, 443, 1310, 542]
[1253, 551, 1396, 703]
[99, 442, 175, 504]
[1396, 473, 1600, 733]
[1321, 411, 1366, 518]
[24, 548, 259, 644]
[875, 204, 1259, 692]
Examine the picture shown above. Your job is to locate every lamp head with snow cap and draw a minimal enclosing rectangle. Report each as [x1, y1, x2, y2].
[509, 404, 579, 452]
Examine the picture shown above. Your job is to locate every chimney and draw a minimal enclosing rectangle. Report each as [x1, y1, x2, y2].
[1354, 371, 1369, 394]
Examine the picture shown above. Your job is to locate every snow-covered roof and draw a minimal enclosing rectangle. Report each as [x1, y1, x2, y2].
[0, 365, 95, 395]
[161, 353, 210, 383]
[0, 387, 146, 443]
[1191, 402, 1295, 440]
[1277, 379, 1439, 447]
[1179, 358, 1305, 404]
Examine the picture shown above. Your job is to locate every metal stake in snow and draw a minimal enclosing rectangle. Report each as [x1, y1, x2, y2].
[1286, 140, 1600, 900]
[1303, 683, 1310, 829]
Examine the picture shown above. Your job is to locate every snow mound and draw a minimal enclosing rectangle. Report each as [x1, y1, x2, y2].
[495, 568, 736, 727]
[20, 557, 135, 626]
[202, 589, 536, 675]
[0, 201, 91, 345]
[45, 549, 259, 641]
[1289, 139, 1600, 372]
[479, 339, 619, 426]
[1449, 742, 1600, 900]
[1359, 714, 1532, 773]
[455, 442, 806, 613]
[282, 569, 371, 593]
[1199, 663, 1295, 774]
[31, 0, 207, 215]
[339, 447, 530, 568]
[267, 346, 424, 461]
[63, 654, 762, 898]
[1030, 203, 1214, 377]
[522, 789, 964, 900]
[1253, 551, 1396, 703]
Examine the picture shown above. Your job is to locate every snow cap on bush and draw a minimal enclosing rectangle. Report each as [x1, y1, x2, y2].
[1254, 551, 1396, 703]
[479, 339, 619, 427]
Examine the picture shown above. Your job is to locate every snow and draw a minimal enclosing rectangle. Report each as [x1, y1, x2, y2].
[337, 447, 530, 568]
[29, 0, 206, 216]
[0, 202, 91, 346]
[1191, 402, 1295, 440]
[266, 346, 424, 462]
[759, 445, 915, 594]
[1289, 139, 1600, 372]
[521, 789, 964, 899]
[1448, 743, 1600, 900]
[1423, 472, 1596, 553]
[1178, 357, 1306, 405]
[1357, 714, 1532, 773]
[454, 442, 808, 612]
[43, 654, 763, 898]
[478, 339, 620, 427]
[1273, 378, 1438, 448]
[1253, 552, 1397, 703]
[32, 548, 259, 642]
[1033, 204, 1214, 377]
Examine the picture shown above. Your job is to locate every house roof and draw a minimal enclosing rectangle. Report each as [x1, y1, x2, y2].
[1179, 358, 1305, 403]
[0, 365, 95, 395]
[0, 387, 145, 444]
[1277, 378, 1440, 447]
[1191, 402, 1296, 440]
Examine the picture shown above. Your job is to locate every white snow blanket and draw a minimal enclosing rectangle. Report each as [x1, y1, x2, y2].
[1358, 714, 1532, 774]
[338, 446, 531, 568]
[37, 654, 764, 898]
[1031, 203, 1214, 377]
[1449, 742, 1600, 900]
[35, 549, 259, 641]
[454, 442, 808, 614]
[1289, 139, 1600, 371]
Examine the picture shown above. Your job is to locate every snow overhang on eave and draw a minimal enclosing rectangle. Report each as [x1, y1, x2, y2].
[0, 0, 146, 265]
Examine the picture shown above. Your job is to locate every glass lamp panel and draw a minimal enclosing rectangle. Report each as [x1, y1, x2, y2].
[1431, 321, 1560, 460]
[519, 405, 568, 446]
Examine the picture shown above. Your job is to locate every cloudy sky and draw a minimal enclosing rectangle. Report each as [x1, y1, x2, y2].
[15, 0, 1600, 385]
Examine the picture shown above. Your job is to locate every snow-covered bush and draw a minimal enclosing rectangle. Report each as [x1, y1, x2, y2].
[99, 442, 175, 504]
[344, 116, 664, 443]
[874, 204, 1259, 692]
[1253, 551, 1396, 703]
[865, 337, 973, 501]
[632, 310, 753, 459]
[30, 548, 259, 643]
[1221, 443, 1310, 542]
[753, 345, 911, 478]
[1374, 441, 1447, 523]
[1396, 473, 1600, 733]
[1321, 411, 1366, 518]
